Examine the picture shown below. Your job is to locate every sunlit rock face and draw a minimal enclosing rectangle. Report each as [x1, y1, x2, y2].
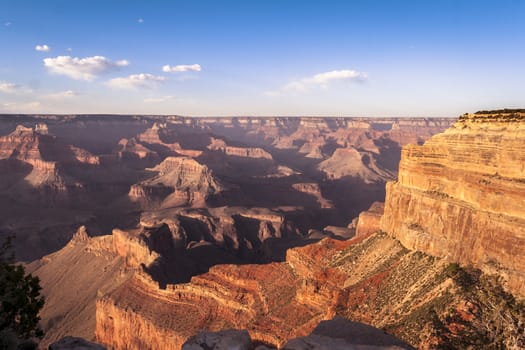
[95, 230, 525, 349]
[381, 112, 525, 296]
[355, 201, 384, 237]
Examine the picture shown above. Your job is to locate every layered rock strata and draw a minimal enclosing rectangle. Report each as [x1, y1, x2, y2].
[95, 232, 525, 349]
[381, 112, 525, 296]
[129, 156, 226, 208]
[355, 202, 384, 238]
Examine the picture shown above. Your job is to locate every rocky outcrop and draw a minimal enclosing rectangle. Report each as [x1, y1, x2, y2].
[291, 183, 333, 208]
[355, 202, 384, 237]
[135, 123, 204, 157]
[180, 319, 414, 350]
[182, 330, 253, 350]
[318, 148, 395, 183]
[48, 336, 106, 350]
[0, 125, 67, 190]
[0, 124, 101, 204]
[138, 206, 298, 263]
[208, 137, 273, 159]
[117, 138, 161, 168]
[381, 112, 525, 296]
[282, 317, 414, 350]
[112, 228, 160, 268]
[129, 156, 226, 208]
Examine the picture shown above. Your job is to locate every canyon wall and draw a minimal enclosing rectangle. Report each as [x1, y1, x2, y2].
[381, 112, 525, 295]
[95, 232, 525, 349]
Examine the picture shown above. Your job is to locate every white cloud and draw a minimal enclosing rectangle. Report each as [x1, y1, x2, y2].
[138, 18, 144, 23]
[35, 44, 50, 52]
[0, 82, 22, 94]
[45, 90, 78, 99]
[66, 47, 72, 52]
[144, 95, 176, 103]
[4, 22, 12, 27]
[162, 64, 201, 73]
[0, 81, 31, 94]
[266, 69, 367, 96]
[106, 73, 167, 89]
[43, 55, 129, 81]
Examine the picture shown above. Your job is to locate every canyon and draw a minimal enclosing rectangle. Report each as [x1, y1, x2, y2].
[0, 115, 452, 261]
[3, 112, 524, 349]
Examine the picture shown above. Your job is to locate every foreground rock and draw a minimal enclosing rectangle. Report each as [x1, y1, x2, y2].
[48, 336, 106, 350]
[182, 330, 252, 350]
[381, 111, 525, 296]
[181, 318, 414, 350]
[283, 317, 414, 350]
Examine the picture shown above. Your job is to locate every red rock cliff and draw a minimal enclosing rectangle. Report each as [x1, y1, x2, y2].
[381, 112, 525, 295]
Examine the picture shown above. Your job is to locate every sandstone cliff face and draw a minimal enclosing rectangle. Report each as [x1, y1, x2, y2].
[380, 112, 525, 296]
[355, 202, 384, 238]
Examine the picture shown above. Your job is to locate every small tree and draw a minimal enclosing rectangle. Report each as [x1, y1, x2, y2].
[0, 236, 44, 349]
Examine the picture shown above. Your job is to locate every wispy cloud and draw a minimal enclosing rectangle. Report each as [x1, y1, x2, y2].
[0, 81, 32, 94]
[162, 64, 201, 73]
[45, 90, 78, 99]
[266, 69, 367, 96]
[35, 44, 51, 52]
[144, 95, 176, 103]
[43, 55, 129, 81]
[4, 22, 11, 27]
[138, 18, 144, 24]
[106, 73, 166, 89]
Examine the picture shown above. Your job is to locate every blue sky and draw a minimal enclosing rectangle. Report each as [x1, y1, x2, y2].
[0, 0, 524, 116]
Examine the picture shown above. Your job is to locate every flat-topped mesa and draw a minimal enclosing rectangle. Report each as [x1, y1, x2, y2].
[207, 137, 273, 160]
[381, 111, 525, 296]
